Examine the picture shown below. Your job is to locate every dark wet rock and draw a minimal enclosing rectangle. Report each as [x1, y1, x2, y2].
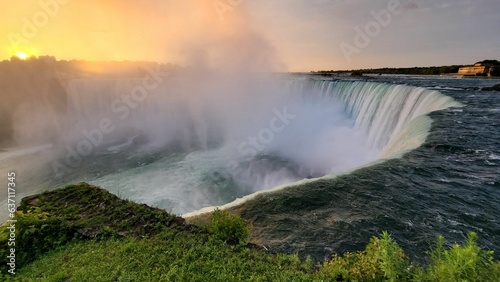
[482, 84, 500, 91]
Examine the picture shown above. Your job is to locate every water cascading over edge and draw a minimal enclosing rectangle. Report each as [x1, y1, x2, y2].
[295, 79, 462, 158]
[64, 78, 463, 216]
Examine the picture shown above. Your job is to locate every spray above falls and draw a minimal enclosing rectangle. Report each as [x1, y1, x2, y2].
[59, 76, 462, 214]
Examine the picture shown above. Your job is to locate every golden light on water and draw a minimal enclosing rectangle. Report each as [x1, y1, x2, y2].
[16, 52, 28, 60]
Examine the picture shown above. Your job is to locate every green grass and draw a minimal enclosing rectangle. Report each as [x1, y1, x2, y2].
[16, 232, 315, 281]
[1, 183, 499, 281]
[0, 183, 193, 272]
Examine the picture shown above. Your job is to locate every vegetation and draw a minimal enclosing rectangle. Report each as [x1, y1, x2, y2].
[317, 232, 500, 281]
[313, 65, 463, 76]
[1, 183, 499, 281]
[350, 70, 364, 77]
[207, 209, 250, 246]
[478, 59, 500, 66]
[0, 183, 191, 271]
[311, 59, 500, 76]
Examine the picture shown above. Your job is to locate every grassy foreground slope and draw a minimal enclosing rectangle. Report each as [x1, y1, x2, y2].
[1, 183, 499, 281]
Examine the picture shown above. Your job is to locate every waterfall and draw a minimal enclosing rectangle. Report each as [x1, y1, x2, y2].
[66, 77, 462, 159]
[64, 77, 463, 215]
[297, 80, 462, 157]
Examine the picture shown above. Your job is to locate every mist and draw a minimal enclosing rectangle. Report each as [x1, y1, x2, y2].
[49, 72, 379, 213]
[0, 1, 380, 214]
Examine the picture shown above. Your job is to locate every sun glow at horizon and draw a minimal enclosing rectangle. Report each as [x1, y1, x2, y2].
[16, 52, 28, 60]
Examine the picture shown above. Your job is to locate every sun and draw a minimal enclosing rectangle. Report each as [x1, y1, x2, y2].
[16, 52, 28, 60]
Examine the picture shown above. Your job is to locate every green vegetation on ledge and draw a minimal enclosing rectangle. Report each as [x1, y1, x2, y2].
[1, 183, 499, 281]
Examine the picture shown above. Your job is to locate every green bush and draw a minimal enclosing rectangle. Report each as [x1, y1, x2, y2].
[0, 207, 77, 272]
[318, 231, 410, 281]
[206, 209, 250, 246]
[424, 232, 500, 282]
[318, 231, 500, 281]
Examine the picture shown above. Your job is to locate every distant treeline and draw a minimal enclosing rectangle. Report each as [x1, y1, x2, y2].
[312, 59, 500, 76]
[313, 65, 464, 75]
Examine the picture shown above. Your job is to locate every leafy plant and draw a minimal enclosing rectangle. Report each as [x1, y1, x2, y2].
[0, 207, 77, 273]
[318, 231, 409, 281]
[375, 231, 409, 281]
[425, 232, 500, 282]
[206, 209, 250, 246]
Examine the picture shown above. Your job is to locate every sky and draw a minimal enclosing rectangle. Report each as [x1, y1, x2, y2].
[1, 0, 499, 71]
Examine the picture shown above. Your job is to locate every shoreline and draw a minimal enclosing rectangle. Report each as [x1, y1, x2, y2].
[2, 183, 498, 280]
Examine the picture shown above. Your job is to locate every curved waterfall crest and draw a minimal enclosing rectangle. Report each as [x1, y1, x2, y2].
[293, 79, 462, 155]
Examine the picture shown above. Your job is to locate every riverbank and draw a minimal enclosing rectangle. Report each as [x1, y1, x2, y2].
[1, 183, 499, 281]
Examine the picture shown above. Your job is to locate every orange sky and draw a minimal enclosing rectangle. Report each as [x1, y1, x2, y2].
[2, 1, 499, 71]
[2, 1, 277, 69]
[3, 1, 198, 62]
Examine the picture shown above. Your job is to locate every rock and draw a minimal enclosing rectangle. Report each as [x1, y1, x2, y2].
[482, 84, 500, 91]
[27, 198, 41, 206]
